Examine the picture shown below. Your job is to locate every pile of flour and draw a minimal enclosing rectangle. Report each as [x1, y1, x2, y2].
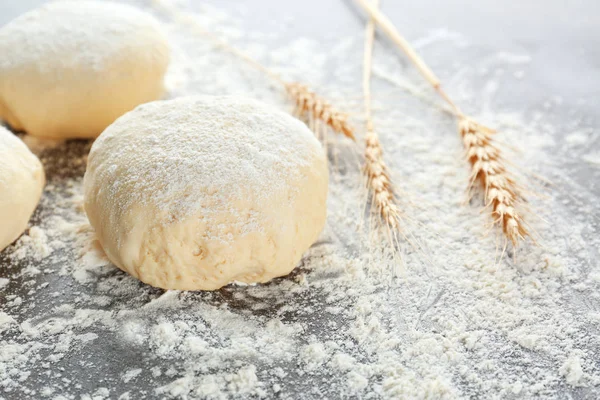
[1, 0, 600, 399]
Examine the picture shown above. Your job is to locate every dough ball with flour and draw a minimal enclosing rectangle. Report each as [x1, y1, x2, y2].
[0, 1, 169, 139]
[84, 96, 328, 290]
[0, 127, 45, 251]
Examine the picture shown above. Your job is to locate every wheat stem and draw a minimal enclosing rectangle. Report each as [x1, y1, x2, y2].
[355, 0, 464, 117]
[363, 0, 377, 131]
[362, 0, 402, 235]
[355, 0, 529, 245]
[155, 0, 355, 141]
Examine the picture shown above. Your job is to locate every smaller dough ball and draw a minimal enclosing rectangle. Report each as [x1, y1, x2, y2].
[84, 96, 328, 290]
[0, 1, 170, 139]
[0, 127, 45, 251]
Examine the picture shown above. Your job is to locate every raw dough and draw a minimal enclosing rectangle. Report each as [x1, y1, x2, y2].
[0, 127, 45, 251]
[84, 96, 328, 290]
[0, 1, 170, 139]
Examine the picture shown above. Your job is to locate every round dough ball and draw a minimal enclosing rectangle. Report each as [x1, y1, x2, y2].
[0, 1, 170, 139]
[0, 127, 45, 251]
[84, 96, 328, 290]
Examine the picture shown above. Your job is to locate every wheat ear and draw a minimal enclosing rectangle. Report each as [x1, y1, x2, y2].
[285, 83, 355, 140]
[355, 0, 529, 245]
[362, 0, 402, 236]
[155, 1, 355, 142]
[460, 118, 527, 245]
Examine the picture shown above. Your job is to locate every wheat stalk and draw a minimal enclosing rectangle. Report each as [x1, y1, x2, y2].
[355, 0, 529, 246]
[155, 0, 355, 142]
[361, 0, 402, 237]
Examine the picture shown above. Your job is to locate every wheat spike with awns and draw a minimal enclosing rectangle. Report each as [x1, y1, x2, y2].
[460, 118, 527, 245]
[362, 0, 403, 239]
[355, 0, 529, 246]
[285, 82, 355, 140]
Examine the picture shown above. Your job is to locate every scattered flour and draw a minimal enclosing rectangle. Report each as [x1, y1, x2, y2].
[582, 152, 600, 166]
[1, 0, 599, 399]
[9, 226, 52, 262]
[560, 353, 586, 387]
[121, 369, 143, 384]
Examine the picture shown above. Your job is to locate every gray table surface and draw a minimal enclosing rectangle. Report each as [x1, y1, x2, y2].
[1, 0, 600, 399]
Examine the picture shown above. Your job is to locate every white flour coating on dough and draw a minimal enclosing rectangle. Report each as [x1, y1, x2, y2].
[0, 1, 170, 139]
[84, 96, 328, 290]
[0, 127, 45, 251]
[1, 1, 600, 399]
[89, 97, 321, 223]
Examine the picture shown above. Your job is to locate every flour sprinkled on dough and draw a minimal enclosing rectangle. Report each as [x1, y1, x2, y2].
[0, 1, 170, 138]
[84, 96, 328, 290]
[0, 127, 45, 251]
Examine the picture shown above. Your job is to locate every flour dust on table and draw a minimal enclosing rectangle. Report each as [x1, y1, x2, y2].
[1, 0, 600, 399]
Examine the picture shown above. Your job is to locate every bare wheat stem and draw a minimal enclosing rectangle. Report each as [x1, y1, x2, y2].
[363, 0, 377, 130]
[362, 0, 402, 237]
[355, 0, 530, 245]
[155, 0, 355, 142]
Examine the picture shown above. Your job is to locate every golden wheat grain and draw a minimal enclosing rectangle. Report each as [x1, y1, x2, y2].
[285, 82, 355, 140]
[364, 128, 401, 231]
[356, 0, 530, 245]
[460, 118, 528, 245]
[361, 0, 402, 234]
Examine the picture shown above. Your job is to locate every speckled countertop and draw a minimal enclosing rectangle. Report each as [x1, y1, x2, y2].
[1, 1, 600, 399]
